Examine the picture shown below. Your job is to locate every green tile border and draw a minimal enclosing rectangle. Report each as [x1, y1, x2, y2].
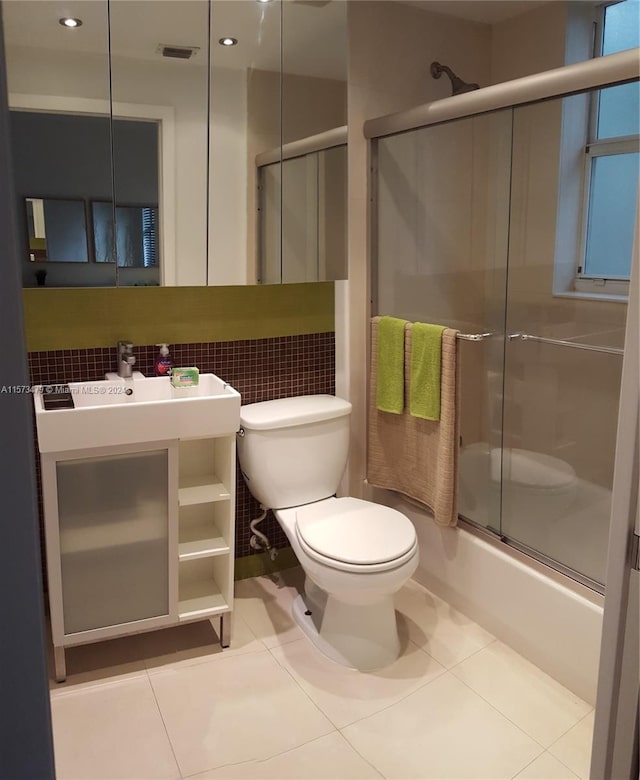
[23, 282, 335, 351]
[234, 547, 300, 581]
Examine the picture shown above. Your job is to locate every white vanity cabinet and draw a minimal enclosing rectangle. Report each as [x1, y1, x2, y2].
[40, 434, 236, 682]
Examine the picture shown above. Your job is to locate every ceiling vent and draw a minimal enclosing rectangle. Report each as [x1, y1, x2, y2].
[157, 44, 200, 60]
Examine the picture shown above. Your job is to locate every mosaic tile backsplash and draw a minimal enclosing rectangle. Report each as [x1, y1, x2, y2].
[29, 332, 335, 558]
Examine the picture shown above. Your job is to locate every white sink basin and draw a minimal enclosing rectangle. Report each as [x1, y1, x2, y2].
[34, 374, 241, 453]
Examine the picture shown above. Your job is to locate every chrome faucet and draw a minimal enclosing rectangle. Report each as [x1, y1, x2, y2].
[117, 340, 136, 378]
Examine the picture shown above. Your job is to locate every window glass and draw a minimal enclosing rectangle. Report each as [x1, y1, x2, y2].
[602, 0, 640, 55]
[584, 151, 639, 277]
[597, 83, 639, 138]
[597, 1, 640, 139]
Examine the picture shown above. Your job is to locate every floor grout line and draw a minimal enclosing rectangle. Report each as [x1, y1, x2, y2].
[137, 640, 337, 780]
[509, 750, 543, 779]
[48, 668, 150, 699]
[333, 730, 386, 779]
[545, 750, 584, 780]
[265, 638, 345, 731]
[450, 670, 551, 755]
[181, 732, 349, 779]
[546, 707, 595, 750]
[424, 635, 498, 673]
[146, 669, 184, 779]
[144, 642, 272, 677]
[546, 709, 595, 780]
[445, 642, 593, 751]
[269, 632, 452, 731]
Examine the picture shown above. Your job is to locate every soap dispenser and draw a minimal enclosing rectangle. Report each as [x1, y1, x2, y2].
[154, 344, 174, 377]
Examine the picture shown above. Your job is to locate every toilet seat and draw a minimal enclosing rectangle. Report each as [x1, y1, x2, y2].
[294, 497, 418, 573]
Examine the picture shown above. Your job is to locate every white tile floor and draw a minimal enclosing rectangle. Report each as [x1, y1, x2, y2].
[49, 568, 594, 780]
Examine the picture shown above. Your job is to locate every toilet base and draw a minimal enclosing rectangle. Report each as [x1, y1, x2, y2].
[291, 592, 401, 672]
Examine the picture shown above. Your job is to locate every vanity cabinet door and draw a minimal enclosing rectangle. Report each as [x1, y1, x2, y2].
[55, 448, 172, 635]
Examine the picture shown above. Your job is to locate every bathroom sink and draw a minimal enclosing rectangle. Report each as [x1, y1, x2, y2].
[33, 374, 241, 453]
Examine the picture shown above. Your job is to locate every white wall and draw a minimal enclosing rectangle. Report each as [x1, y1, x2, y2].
[6, 45, 248, 286]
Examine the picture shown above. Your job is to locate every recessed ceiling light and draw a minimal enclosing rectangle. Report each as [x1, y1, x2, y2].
[257, 0, 272, 3]
[59, 17, 82, 28]
[218, 37, 238, 46]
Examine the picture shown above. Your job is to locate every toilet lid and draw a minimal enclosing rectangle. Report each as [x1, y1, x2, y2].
[295, 497, 416, 565]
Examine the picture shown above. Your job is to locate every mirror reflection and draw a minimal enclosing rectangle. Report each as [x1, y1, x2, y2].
[271, 0, 348, 283]
[11, 105, 160, 284]
[4, 0, 348, 287]
[25, 197, 89, 265]
[258, 134, 347, 283]
[5, 0, 115, 286]
[109, 0, 211, 285]
[91, 203, 159, 270]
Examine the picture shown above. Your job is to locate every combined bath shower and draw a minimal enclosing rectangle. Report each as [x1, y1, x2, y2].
[430, 61, 479, 95]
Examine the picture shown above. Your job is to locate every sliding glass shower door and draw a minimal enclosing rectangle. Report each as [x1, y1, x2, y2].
[373, 82, 636, 590]
[374, 109, 514, 536]
[499, 87, 632, 587]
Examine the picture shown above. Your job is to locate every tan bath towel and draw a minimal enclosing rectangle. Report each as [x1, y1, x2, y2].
[367, 317, 460, 527]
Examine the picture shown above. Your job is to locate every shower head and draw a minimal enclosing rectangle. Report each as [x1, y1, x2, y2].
[430, 61, 479, 96]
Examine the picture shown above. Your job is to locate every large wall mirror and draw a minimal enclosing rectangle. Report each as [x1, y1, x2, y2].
[258, 0, 347, 284]
[3, 0, 348, 288]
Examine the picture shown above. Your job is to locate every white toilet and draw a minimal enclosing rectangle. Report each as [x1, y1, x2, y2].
[237, 394, 419, 671]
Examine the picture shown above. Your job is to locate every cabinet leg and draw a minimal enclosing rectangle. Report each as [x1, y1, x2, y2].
[54, 646, 67, 683]
[220, 613, 231, 648]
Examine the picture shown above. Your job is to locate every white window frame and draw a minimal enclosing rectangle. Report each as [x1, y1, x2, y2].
[575, 1, 638, 295]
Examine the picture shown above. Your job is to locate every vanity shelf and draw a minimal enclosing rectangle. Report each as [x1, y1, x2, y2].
[178, 481, 230, 506]
[178, 556, 231, 620]
[178, 530, 230, 561]
[178, 502, 231, 561]
[178, 586, 228, 621]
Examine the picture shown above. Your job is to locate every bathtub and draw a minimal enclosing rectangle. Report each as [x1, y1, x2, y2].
[368, 444, 607, 704]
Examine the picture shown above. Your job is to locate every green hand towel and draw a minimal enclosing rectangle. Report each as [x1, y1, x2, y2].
[410, 322, 446, 421]
[376, 316, 408, 414]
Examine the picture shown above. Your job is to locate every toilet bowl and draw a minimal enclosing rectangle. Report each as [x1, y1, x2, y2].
[237, 395, 419, 671]
[277, 497, 418, 670]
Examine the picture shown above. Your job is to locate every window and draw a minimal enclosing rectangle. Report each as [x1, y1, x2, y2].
[142, 207, 158, 268]
[577, 0, 640, 293]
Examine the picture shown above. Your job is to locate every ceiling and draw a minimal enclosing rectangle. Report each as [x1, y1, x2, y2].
[3, 0, 564, 79]
[2, 0, 348, 80]
[401, 0, 552, 24]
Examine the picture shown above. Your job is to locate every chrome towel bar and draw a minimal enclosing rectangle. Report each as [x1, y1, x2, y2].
[454, 331, 623, 355]
[509, 333, 623, 356]
[456, 332, 493, 341]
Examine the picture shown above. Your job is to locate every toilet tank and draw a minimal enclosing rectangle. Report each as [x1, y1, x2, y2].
[237, 395, 352, 510]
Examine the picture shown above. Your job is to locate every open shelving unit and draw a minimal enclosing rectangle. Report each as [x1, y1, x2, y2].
[177, 436, 235, 621]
